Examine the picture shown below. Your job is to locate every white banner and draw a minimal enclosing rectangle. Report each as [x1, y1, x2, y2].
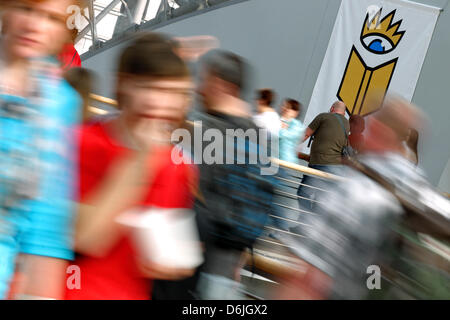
[301, 0, 440, 152]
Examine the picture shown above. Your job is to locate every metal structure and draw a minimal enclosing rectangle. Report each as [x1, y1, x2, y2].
[75, 0, 227, 55]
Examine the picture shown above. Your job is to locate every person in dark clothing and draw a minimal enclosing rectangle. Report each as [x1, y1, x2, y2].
[194, 50, 276, 300]
[301, 101, 350, 167]
[293, 101, 349, 235]
[152, 50, 276, 300]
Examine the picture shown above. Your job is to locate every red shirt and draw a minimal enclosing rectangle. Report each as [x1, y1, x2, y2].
[349, 133, 364, 152]
[65, 122, 197, 300]
[58, 43, 82, 70]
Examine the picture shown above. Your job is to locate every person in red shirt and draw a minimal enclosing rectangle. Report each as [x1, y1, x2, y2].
[348, 114, 365, 154]
[58, 29, 82, 70]
[59, 42, 81, 69]
[65, 33, 197, 300]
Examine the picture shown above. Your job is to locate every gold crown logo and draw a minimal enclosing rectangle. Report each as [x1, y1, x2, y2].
[361, 9, 405, 54]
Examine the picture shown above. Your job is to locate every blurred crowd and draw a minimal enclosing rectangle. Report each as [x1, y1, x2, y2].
[0, 0, 449, 300]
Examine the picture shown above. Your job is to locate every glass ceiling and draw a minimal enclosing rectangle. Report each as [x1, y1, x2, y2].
[74, 0, 229, 56]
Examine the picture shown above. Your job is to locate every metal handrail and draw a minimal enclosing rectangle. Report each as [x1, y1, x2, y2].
[89, 93, 118, 106]
[274, 175, 330, 191]
[272, 158, 342, 181]
[274, 189, 326, 204]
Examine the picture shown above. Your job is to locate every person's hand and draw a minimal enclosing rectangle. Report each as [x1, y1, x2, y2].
[132, 118, 177, 151]
[137, 259, 195, 280]
[281, 121, 289, 129]
[173, 36, 220, 61]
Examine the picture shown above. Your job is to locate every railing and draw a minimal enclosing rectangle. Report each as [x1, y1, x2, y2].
[89, 93, 118, 107]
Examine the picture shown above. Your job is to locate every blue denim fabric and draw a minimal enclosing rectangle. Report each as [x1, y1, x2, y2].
[296, 164, 344, 212]
[292, 164, 344, 237]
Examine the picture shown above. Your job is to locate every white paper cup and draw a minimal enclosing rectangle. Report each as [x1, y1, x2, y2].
[116, 207, 204, 269]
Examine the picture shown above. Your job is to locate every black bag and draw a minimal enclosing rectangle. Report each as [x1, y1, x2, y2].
[333, 113, 355, 158]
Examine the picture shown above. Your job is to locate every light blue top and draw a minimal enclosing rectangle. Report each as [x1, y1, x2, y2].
[279, 118, 306, 164]
[0, 59, 80, 298]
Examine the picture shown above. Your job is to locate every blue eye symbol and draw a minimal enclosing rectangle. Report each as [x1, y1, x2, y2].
[361, 35, 394, 54]
[369, 39, 384, 52]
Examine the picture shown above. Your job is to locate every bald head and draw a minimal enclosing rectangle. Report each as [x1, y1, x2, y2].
[330, 101, 346, 115]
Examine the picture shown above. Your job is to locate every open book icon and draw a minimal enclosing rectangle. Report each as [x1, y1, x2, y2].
[337, 46, 398, 116]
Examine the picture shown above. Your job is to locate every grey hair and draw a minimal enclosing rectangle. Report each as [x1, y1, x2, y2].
[201, 49, 247, 91]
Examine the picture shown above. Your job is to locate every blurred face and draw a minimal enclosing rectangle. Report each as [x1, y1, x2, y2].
[286, 109, 298, 119]
[2, 0, 73, 59]
[281, 102, 298, 119]
[120, 76, 193, 126]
